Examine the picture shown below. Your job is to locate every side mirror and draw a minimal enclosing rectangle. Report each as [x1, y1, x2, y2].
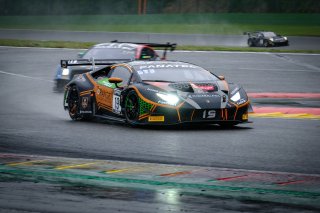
[77, 52, 85, 58]
[109, 77, 123, 87]
[218, 75, 225, 80]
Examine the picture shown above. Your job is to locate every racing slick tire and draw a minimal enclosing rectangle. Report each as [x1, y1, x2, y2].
[124, 90, 140, 125]
[247, 39, 254, 47]
[67, 85, 93, 121]
[263, 40, 269, 47]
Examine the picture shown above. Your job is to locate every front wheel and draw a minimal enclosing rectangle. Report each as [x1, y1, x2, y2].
[247, 39, 253, 47]
[263, 40, 269, 47]
[67, 85, 92, 121]
[124, 90, 140, 125]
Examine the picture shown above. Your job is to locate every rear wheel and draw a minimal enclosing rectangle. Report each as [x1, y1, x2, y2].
[125, 90, 140, 125]
[247, 39, 253, 47]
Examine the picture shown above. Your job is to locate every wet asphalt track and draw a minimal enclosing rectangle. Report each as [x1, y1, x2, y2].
[1, 29, 320, 50]
[0, 46, 320, 212]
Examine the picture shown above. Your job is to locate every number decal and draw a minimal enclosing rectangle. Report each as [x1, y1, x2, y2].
[112, 95, 121, 114]
[203, 110, 216, 119]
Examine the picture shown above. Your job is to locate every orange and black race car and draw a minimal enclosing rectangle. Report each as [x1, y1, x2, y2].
[63, 60, 252, 126]
[54, 41, 176, 91]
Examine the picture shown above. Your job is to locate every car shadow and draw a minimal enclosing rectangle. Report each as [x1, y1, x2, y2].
[65, 117, 253, 132]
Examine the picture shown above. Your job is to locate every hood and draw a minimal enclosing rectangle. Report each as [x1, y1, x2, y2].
[267, 35, 286, 42]
[140, 81, 230, 109]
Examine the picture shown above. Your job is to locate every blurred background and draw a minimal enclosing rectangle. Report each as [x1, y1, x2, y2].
[0, 0, 319, 37]
[1, 0, 319, 15]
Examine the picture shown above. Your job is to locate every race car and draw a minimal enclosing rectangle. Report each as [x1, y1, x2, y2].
[54, 41, 176, 91]
[245, 31, 289, 47]
[63, 60, 252, 127]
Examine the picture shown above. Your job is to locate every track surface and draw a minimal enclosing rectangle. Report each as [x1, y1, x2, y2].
[0, 47, 320, 212]
[1, 29, 320, 50]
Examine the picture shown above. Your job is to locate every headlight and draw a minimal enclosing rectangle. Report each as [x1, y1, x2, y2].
[230, 91, 240, 102]
[269, 38, 274, 42]
[230, 90, 248, 105]
[156, 93, 179, 106]
[283, 37, 287, 40]
[62, 68, 70, 76]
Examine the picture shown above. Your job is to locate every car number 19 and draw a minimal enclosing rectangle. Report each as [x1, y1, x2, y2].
[203, 110, 216, 119]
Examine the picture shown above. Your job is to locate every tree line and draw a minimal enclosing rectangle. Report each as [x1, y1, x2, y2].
[1, 0, 319, 15]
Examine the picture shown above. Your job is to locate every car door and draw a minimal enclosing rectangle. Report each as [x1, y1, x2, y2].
[95, 65, 132, 114]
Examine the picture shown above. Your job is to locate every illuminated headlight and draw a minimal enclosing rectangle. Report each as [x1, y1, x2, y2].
[284, 37, 287, 40]
[62, 68, 70, 76]
[269, 38, 274, 42]
[230, 91, 241, 102]
[157, 93, 179, 106]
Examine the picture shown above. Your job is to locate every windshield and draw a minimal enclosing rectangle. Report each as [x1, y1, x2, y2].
[262, 32, 277, 37]
[133, 63, 218, 82]
[82, 47, 136, 60]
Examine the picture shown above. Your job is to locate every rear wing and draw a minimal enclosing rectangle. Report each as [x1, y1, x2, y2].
[111, 40, 177, 60]
[61, 59, 130, 71]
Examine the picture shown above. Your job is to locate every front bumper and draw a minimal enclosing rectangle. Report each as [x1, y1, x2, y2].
[136, 103, 250, 125]
[270, 40, 289, 47]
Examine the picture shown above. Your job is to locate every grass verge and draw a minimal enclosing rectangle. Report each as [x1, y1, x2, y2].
[0, 39, 319, 54]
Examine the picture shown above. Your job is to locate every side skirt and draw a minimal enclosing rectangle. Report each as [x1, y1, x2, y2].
[94, 114, 126, 123]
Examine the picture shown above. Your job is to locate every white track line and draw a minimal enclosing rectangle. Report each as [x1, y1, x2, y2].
[0, 70, 54, 82]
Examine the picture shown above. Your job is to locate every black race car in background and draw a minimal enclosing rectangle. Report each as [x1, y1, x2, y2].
[244, 31, 289, 47]
[63, 60, 252, 127]
[54, 41, 176, 91]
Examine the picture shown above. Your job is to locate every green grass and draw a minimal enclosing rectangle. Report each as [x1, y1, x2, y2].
[1, 39, 320, 54]
[0, 13, 320, 36]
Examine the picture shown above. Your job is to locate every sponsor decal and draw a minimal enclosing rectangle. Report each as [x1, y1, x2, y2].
[139, 64, 197, 69]
[68, 60, 78, 64]
[147, 88, 159, 93]
[80, 110, 92, 114]
[137, 69, 156, 75]
[188, 94, 220, 98]
[81, 97, 89, 109]
[97, 89, 111, 99]
[148, 115, 164, 122]
[237, 99, 246, 105]
[170, 83, 217, 93]
[191, 83, 216, 92]
[157, 100, 177, 106]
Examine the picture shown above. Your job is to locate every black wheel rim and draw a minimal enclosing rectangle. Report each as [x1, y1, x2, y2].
[68, 87, 81, 120]
[125, 92, 139, 121]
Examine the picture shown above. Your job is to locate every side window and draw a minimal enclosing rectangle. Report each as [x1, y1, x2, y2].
[140, 47, 156, 60]
[110, 66, 132, 86]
